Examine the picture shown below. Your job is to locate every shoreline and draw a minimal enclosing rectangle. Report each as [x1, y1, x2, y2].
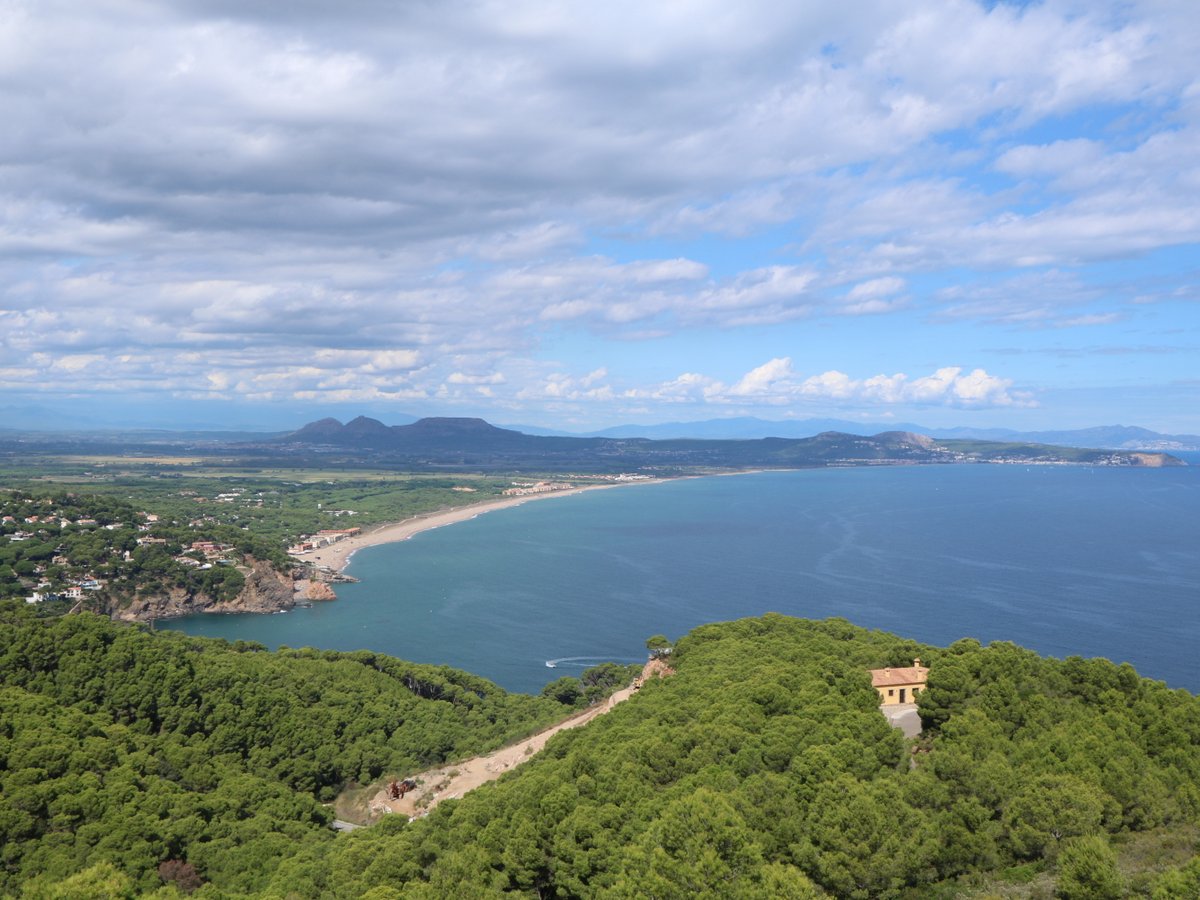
[294, 478, 670, 575]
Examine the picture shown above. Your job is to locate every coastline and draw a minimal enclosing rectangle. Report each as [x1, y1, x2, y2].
[295, 479, 667, 575]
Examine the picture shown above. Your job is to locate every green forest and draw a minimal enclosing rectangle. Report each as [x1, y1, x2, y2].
[1, 612, 1198, 898]
[0, 611, 569, 896]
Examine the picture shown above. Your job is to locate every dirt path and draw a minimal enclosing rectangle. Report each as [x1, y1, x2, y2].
[367, 659, 672, 820]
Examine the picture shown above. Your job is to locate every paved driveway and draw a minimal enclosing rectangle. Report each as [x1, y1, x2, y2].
[880, 703, 922, 738]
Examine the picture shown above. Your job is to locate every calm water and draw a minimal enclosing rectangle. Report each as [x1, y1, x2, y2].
[163, 465, 1200, 694]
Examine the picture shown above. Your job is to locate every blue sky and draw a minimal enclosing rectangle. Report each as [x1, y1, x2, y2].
[1, 0, 1198, 433]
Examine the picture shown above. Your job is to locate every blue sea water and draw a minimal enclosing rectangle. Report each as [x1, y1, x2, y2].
[162, 465, 1200, 695]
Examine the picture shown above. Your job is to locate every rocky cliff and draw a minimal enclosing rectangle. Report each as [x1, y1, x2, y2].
[113, 559, 297, 622]
[295, 579, 338, 602]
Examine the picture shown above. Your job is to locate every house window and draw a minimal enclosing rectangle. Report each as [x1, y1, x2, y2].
[888, 689, 894, 697]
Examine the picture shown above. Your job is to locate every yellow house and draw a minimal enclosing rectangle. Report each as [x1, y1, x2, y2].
[869, 658, 928, 705]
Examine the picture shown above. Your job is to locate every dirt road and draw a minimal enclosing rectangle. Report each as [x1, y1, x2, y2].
[369, 659, 671, 819]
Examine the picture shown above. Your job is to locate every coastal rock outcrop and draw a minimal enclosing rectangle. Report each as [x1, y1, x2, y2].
[296, 579, 338, 602]
[112, 559, 296, 622]
[114, 587, 207, 622]
[1129, 452, 1183, 467]
[207, 560, 295, 614]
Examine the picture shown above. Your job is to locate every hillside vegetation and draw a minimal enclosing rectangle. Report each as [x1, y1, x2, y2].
[0, 612, 567, 895]
[1, 613, 1198, 897]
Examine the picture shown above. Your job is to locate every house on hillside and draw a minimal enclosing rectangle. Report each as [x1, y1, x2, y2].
[869, 658, 929, 705]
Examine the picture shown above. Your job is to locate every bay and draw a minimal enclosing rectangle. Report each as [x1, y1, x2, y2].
[163, 464, 1200, 695]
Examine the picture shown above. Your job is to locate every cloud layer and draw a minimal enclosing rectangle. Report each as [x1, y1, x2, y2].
[2, 1, 1198, 427]
[620, 359, 1030, 410]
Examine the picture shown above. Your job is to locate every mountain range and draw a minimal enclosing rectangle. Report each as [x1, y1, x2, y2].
[272, 415, 1183, 471]
[501, 416, 1200, 450]
[3, 402, 1196, 451]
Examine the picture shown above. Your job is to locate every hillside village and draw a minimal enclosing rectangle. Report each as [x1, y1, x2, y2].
[0, 491, 286, 612]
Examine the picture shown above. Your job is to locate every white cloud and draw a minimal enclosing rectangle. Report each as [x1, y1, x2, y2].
[800, 366, 1031, 408]
[624, 372, 721, 403]
[799, 370, 858, 401]
[519, 369, 617, 402]
[314, 349, 423, 372]
[671, 267, 820, 326]
[847, 277, 905, 300]
[728, 358, 796, 396]
[539, 300, 596, 323]
[623, 259, 710, 283]
[627, 359, 1031, 410]
[447, 372, 506, 385]
[933, 269, 1112, 328]
[53, 354, 104, 372]
[1056, 312, 1122, 328]
[0, 1, 1195, 423]
[469, 222, 583, 262]
[994, 139, 1106, 179]
[837, 276, 909, 315]
[580, 367, 608, 387]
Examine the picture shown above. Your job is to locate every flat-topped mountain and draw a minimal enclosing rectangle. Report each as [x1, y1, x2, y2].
[290, 417, 351, 440]
[274, 416, 1183, 472]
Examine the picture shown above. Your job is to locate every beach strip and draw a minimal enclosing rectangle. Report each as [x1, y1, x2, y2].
[294, 481, 658, 574]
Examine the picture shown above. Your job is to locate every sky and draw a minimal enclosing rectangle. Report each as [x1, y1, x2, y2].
[2, 0, 1199, 433]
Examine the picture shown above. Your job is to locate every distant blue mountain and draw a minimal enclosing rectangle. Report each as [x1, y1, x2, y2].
[575, 417, 922, 440]
[495, 423, 579, 437]
[519, 417, 1200, 450]
[270, 416, 1184, 469]
[930, 424, 1200, 451]
[4, 403, 1197, 451]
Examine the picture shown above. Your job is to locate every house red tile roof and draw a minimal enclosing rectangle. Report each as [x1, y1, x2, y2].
[869, 658, 929, 688]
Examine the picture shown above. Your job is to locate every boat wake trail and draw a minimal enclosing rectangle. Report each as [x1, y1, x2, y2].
[544, 655, 640, 669]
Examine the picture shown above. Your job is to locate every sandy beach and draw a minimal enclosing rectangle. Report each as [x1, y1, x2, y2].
[296, 480, 658, 574]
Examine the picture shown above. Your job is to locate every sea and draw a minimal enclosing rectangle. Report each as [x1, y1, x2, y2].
[162, 461, 1200, 695]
